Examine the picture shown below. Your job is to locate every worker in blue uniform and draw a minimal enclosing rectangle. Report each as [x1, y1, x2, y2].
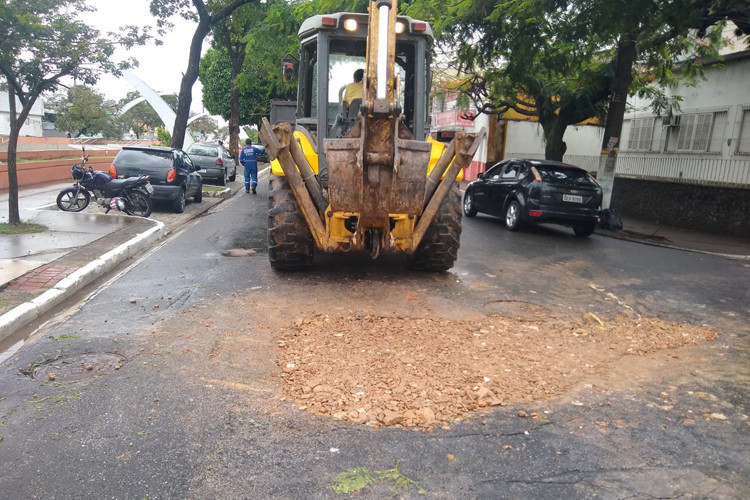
[239, 138, 264, 194]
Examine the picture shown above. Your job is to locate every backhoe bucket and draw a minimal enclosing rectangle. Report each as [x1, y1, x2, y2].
[325, 132, 432, 216]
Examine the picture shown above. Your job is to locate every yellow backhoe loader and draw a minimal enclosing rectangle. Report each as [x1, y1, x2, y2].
[260, 0, 485, 271]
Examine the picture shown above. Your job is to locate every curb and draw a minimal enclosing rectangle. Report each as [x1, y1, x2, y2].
[0, 219, 165, 344]
[595, 228, 750, 261]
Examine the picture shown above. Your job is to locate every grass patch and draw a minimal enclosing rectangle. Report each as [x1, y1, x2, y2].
[0, 222, 47, 235]
[331, 461, 425, 495]
[48, 334, 80, 342]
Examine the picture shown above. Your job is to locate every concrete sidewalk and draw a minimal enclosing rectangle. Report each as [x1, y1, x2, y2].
[0, 180, 241, 348]
[0, 182, 165, 345]
[2, 180, 749, 347]
[596, 217, 750, 260]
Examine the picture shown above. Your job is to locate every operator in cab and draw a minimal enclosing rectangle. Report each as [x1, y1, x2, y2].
[342, 68, 364, 115]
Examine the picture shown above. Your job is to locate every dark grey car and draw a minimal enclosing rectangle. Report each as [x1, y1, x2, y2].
[112, 146, 203, 214]
[185, 142, 237, 186]
[463, 158, 602, 237]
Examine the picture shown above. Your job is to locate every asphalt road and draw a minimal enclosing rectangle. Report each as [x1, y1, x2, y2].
[0, 180, 748, 499]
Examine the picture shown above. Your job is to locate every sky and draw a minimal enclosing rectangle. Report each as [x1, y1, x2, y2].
[81, 0, 208, 114]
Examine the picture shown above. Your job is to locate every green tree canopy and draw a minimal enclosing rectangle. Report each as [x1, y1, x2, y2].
[54, 86, 109, 137]
[407, 0, 741, 160]
[198, 0, 366, 133]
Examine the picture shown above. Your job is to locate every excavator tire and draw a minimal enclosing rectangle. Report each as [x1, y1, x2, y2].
[409, 183, 462, 272]
[268, 175, 315, 270]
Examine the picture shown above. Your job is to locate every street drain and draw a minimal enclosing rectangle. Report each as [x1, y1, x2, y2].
[484, 300, 550, 321]
[223, 248, 257, 257]
[32, 352, 127, 382]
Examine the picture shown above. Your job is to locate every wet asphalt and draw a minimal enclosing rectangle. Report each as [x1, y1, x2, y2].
[0, 181, 748, 499]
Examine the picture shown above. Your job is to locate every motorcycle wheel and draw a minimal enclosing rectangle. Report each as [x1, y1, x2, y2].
[124, 190, 153, 218]
[56, 189, 90, 212]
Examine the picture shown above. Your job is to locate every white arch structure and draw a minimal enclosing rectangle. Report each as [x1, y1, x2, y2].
[187, 112, 210, 125]
[121, 70, 195, 148]
[119, 92, 174, 115]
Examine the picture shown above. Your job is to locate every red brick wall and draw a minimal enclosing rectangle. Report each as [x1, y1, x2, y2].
[0, 156, 116, 190]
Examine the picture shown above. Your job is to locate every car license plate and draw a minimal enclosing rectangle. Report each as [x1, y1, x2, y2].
[563, 194, 583, 203]
[145, 184, 154, 194]
[198, 169, 207, 173]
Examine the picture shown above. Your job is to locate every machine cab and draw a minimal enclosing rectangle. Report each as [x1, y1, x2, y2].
[291, 12, 434, 173]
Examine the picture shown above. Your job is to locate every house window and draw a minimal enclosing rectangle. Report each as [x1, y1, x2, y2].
[738, 108, 750, 155]
[627, 117, 655, 151]
[666, 110, 726, 153]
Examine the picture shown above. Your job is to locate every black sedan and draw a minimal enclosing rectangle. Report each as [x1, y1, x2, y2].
[463, 158, 602, 237]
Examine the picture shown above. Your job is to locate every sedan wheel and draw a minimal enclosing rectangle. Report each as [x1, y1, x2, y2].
[172, 188, 186, 213]
[463, 190, 477, 217]
[505, 200, 522, 231]
[573, 223, 596, 238]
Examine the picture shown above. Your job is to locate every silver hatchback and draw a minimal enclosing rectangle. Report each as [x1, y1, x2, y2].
[185, 142, 237, 186]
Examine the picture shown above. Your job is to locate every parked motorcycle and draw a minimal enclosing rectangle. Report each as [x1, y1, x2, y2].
[56, 152, 154, 218]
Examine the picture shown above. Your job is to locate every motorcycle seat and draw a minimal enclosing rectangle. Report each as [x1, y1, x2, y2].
[102, 176, 146, 194]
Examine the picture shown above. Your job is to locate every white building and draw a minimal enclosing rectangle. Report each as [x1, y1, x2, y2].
[618, 49, 750, 188]
[0, 93, 44, 137]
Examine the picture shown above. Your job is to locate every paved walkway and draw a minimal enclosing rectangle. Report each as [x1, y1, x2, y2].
[0, 181, 234, 346]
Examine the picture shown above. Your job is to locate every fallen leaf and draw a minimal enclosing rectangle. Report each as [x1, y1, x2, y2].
[584, 312, 604, 326]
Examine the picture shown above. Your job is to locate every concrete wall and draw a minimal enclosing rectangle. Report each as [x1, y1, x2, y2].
[611, 177, 750, 237]
[504, 120, 604, 172]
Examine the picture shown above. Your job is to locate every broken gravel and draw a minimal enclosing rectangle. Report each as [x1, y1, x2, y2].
[277, 313, 718, 428]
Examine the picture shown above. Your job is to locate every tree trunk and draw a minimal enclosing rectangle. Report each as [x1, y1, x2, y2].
[228, 43, 246, 162]
[7, 126, 21, 226]
[6, 86, 21, 225]
[5, 79, 40, 225]
[171, 19, 212, 149]
[598, 36, 638, 209]
[544, 120, 568, 161]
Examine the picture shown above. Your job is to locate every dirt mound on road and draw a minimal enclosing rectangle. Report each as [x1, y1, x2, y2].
[276, 313, 717, 428]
